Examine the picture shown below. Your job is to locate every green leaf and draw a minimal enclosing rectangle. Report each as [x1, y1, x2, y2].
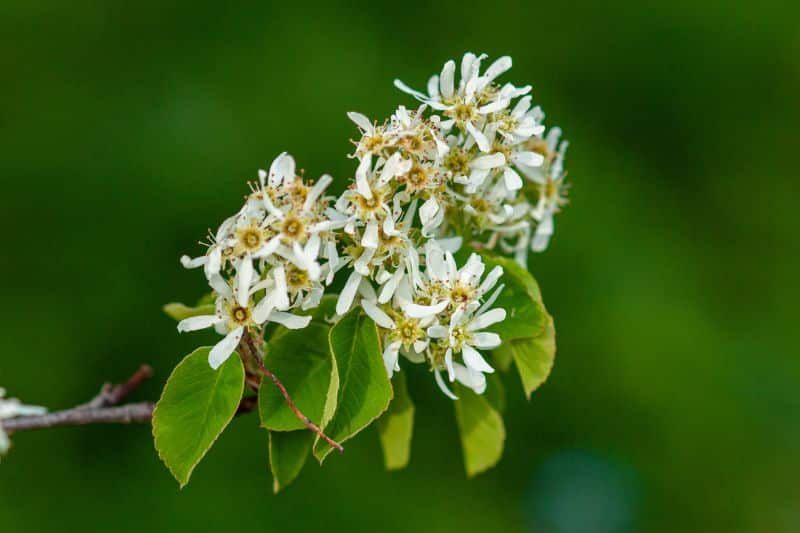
[196, 292, 215, 306]
[484, 373, 507, 414]
[259, 323, 338, 432]
[494, 314, 556, 399]
[162, 302, 215, 321]
[153, 347, 245, 487]
[478, 252, 547, 341]
[453, 382, 506, 477]
[479, 252, 541, 301]
[376, 371, 415, 470]
[314, 309, 393, 462]
[268, 430, 313, 493]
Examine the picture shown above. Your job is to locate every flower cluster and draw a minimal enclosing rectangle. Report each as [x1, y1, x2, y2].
[177, 53, 569, 398]
[392, 52, 570, 267]
[0, 388, 46, 457]
[178, 153, 343, 369]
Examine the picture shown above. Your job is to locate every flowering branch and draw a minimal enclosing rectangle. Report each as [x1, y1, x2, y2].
[3, 53, 565, 485]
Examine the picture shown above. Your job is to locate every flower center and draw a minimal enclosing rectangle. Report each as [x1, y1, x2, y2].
[450, 283, 474, 305]
[281, 215, 306, 241]
[444, 147, 470, 176]
[451, 103, 476, 122]
[286, 264, 310, 292]
[451, 326, 469, 351]
[229, 305, 251, 327]
[236, 226, 264, 252]
[405, 165, 429, 191]
[400, 135, 423, 153]
[353, 189, 384, 217]
[393, 316, 423, 348]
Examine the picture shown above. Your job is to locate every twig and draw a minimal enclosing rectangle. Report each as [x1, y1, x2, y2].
[4, 402, 155, 432]
[242, 331, 344, 453]
[3, 365, 255, 435]
[79, 365, 154, 409]
[4, 397, 257, 434]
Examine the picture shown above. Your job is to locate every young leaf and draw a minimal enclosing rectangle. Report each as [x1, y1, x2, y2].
[269, 430, 313, 493]
[477, 253, 547, 341]
[376, 371, 415, 470]
[453, 382, 506, 477]
[478, 252, 542, 301]
[314, 309, 392, 462]
[493, 314, 556, 399]
[163, 302, 216, 321]
[153, 347, 245, 487]
[484, 373, 507, 414]
[259, 323, 338, 431]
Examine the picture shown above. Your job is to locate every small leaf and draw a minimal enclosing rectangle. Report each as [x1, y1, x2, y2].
[153, 347, 245, 487]
[314, 309, 393, 462]
[479, 252, 542, 301]
[269, 430, 313, 493]
[195, 292, 215, 306]
[376, 371, 415, 470]
[484, 373, 506, 414]
[163, 302, 216, 321]
[494, 314, 556, 399]
[453, 382, 506, 477]
[259, 323, 337, 431]
[478, 253, 547, 341]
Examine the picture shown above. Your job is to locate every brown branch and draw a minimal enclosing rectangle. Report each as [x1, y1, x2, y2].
[3, 364, 256, 435]
[4, 397, 257, 434]
[4, 402, 155, 432]
[3, 338, 328, 450]
[79, 365, 154, 409]
[242, 330, 344, 453]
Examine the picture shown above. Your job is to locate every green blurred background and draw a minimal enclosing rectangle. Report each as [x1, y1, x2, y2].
[1, 1, 798, 531]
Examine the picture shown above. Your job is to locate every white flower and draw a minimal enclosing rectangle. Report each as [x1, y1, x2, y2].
[181, 152, 340, 283]
[361, 300, 433, 377]
[519, 128, 569, 253]
[177, 269, 310, 368]
[410, 242, 503, 318]
[394, 53, 529, 152]
[427, 302, 506, 396]
[1, 388, 46, 457]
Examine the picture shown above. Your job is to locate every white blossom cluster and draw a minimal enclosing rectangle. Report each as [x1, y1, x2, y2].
[177, 53, 569, 398]
[178, 153, 344, 369]
[392, 52, 570, 266]
[0, 388, 46, 457]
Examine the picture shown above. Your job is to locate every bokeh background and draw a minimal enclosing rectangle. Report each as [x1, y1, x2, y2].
[1, 1, 798, 532]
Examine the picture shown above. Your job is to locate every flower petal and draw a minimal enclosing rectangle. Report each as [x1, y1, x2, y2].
[347, 111, 373, 134]
[405, 300, 448, 318]
[435, 369, 458, 400]
[268, 311, 312, 330]
[177, 314, 222, 333]
[468, 308, 507, 331]
[236, 256, 253, 307]
[336, 271, 362, 315]
[361, 300, 396, 329]
[440, 59, 456, 98]
[471, 332, 502, 349]
[208, 326, 243, 370]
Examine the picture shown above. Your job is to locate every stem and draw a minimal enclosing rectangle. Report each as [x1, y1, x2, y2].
[4, 402, 155, 432]
[242, 331, 344, 453]
[3, 365, 256, 435]
[78, 365, 154, 409]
